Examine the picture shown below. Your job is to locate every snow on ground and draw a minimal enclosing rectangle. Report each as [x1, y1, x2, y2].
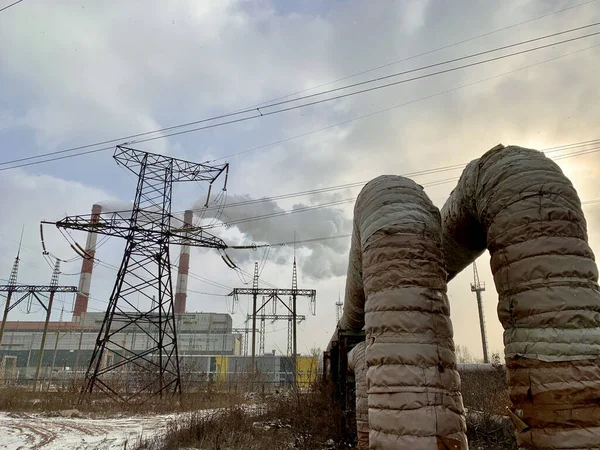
[0, 410, 201, 450]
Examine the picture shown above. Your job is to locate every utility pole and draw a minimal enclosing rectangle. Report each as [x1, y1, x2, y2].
[34, 260, 60, 392]
[48, 305, 65, 391]
[251, 263, 258, 371]
[44, 146, 229, 402]
[75, 330, 83, 375]
[470, 261, 489, 364]
[291, 259, 297, 366]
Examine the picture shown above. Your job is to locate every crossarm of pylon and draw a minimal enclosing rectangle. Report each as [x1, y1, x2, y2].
[248, 314, 306, 321]
[170, 226, 226, 249]
[231, 288, 316, 297]
[0, 285, 77, 293]
[46, 214, 227, 249]
[115, 146, 228, 183]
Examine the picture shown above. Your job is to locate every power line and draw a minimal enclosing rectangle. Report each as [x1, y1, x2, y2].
[0, 0, 23, 13]
[248, 0, 600, 108]
[227, 197, 600, 252]
[2, 22, 600, 171]
[2, 3, 595, 168]
[8, 33, 596, 175]
[4, 40, 599, 174]
[187, 288, 229, 297]
[2, 1, 594, 169]
[206, 180, 459, 231]
[242, 23, 600, 115]
[199, 144, 600, 230]
[172, 139, 600, 217]
[210, 45, 600, 163]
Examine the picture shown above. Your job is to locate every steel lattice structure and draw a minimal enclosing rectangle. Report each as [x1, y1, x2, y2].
[231, 262, 315, 380]
[0, 257, 77, 391]
[45, 146, 228, 401]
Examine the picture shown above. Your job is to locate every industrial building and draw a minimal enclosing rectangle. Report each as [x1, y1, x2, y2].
[0, 311, 242, 380]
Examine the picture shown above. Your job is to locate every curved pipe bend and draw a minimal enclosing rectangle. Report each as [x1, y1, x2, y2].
[342, 175, 467, 449]
[441, 144, 600, 449]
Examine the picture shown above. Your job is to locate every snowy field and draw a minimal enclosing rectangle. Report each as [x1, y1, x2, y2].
[0, 410, 186, 449]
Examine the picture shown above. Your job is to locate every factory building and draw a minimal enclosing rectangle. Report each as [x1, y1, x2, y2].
[0, 312, 243, 380]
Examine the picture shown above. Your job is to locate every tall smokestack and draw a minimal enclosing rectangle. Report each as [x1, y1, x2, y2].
[174, 210, 193, 314]
[73, 204, 102, 320]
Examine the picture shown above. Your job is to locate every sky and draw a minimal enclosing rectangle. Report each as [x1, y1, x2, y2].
[1, 0, 600, 361]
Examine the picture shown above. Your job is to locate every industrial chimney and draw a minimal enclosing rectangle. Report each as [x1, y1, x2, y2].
[174, 209, 193, 314]
[72, 203, 102, 320]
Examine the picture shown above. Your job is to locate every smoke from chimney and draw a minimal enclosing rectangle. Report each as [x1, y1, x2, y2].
[72, 203, 102, 320]
[174, 209, 193, 314]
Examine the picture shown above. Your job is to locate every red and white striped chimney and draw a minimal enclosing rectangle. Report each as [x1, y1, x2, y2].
[174, 209, 193, 314]
[72, 203, 102, 320]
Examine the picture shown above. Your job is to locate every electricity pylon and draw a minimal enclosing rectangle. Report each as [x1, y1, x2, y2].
[45, 146, 229, 401]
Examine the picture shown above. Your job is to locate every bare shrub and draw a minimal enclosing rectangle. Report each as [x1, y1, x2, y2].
[459, 361, 517, 449]
[466, 413, 517, 450]
[154, 380, 347, 450]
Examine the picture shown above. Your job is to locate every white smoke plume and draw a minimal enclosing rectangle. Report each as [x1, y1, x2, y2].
[95, 200, 134, 214]
[193, 193, 353, 280]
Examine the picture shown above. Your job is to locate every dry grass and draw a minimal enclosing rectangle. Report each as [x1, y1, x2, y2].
[150, 381, 347, 450]
[0, 380, 243, 417]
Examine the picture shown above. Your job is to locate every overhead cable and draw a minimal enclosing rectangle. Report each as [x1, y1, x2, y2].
[2, 22, 600, 171]
[173, 139, 600, 218]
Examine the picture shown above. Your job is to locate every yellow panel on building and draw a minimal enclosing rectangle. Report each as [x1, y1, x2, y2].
[214, 355, 228, 382]
[296, 355, 318, 387]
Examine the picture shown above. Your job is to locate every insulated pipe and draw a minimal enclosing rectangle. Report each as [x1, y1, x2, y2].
[341, 175, 467, 449]
[441, 144, 600, 449]
[348, 341, 369, 450]
[174, 209, 193, 314]
[73, 203, 102, 320]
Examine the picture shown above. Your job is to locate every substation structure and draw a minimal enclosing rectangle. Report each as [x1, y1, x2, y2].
[0, 242, 78, 391]
[230, 260, 316, 381]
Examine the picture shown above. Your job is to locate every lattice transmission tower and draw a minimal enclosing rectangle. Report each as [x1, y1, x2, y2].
[44, 146, 229, 401]
[335, 289, 343, 324]
[471, 261, 489, 364]
[0, 252, 77, 391]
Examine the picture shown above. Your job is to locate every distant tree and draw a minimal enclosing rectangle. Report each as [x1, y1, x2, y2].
[455, 344, 481, 363]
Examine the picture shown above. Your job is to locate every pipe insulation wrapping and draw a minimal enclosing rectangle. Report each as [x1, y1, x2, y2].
[342, 175, 467, 449]
[348, 341, 369, 450]
[441, 144, 600, 449]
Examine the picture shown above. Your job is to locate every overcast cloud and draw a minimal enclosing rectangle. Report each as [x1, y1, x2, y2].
[1, 0, 600, 357]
